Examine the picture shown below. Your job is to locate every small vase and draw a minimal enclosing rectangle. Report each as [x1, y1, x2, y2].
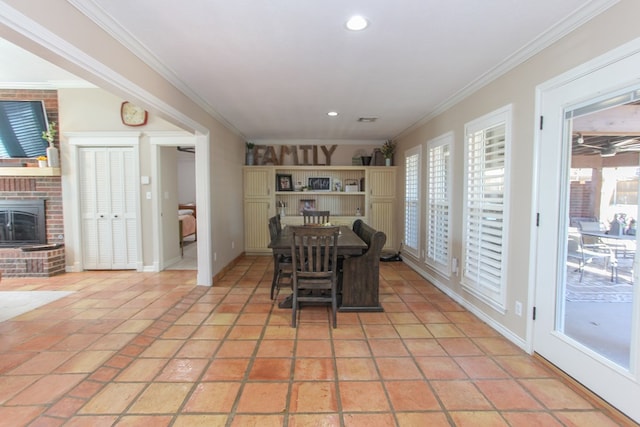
[38, 160, 47, 168]
[246, 152, 254, 166]
[385, 158, 391, 166]
[46, 144, 59, 167]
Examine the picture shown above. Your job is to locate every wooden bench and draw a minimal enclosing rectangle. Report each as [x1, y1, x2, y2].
[340, 219, 386, 312]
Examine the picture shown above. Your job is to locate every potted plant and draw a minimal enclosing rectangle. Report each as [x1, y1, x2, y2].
[37, 156, 48, 168]
[381, 140, 396, 166]
[245, 141, 255, 165]
[41, 121, 59, 167]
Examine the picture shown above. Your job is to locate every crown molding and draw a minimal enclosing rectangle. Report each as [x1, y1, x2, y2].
[0, 1, 211, 135]
[0, 80, 96, 89]
[67, 0, 241, 137]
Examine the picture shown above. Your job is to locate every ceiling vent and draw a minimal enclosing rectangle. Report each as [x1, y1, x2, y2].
[357, 117, 378, 123]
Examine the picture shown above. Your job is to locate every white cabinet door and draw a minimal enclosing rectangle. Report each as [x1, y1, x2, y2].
[79, 147, 138, 269]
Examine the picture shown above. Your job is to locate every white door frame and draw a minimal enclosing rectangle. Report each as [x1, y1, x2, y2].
[533, 37, 640, 422]
[147, 131, 212, 286]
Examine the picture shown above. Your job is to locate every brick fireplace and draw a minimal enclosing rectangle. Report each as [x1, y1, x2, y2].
[0, 176, 65, 277]
[0, 89, 64, 277]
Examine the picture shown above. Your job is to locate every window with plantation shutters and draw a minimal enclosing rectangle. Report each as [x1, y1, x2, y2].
[462, 106, 511, 310]
[426, 133, 452, 275]
[404, 146, 421, 258]
[0, 101, 49, 158]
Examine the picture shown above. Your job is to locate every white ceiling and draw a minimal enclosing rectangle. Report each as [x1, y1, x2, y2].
[2, 0, 615, 142]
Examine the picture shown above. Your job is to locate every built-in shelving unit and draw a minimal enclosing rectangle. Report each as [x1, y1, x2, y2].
[274, 165, 366, 220]
[244, 165, 396, 253]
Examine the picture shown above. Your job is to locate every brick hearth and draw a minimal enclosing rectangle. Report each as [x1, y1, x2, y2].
[0, 247, 65, 277]
[0, 177, 65, 278]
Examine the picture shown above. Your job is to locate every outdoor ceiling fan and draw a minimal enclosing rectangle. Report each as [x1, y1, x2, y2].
[574, 134, 640, 157]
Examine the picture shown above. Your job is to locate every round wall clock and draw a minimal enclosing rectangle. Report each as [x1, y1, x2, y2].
[120, 101, 148, 126]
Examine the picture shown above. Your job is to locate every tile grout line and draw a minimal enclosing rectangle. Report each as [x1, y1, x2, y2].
[221, 275, 277, 427]
[37, 284, 209, 424]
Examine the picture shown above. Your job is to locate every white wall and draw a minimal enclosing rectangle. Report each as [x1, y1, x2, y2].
[159, 146, 180, 262]
[58, 88, 185, 270]
[0, 0, 247, 283]
[394, 0, 640, 345]
[177, 150, 196, 204]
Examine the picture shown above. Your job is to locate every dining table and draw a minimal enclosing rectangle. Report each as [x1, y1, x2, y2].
[268, 224, 368, 309]
[580, 230, 637, 283]
[581, 229, 637, 255]
[580, 230, 636, 241]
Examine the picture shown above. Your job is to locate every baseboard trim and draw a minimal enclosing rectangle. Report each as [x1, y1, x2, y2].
[533, 353, 637, 426]
[212, 253, 245, 283]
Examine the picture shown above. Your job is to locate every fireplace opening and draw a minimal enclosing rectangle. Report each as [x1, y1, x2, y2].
[0, 200, 46, 247]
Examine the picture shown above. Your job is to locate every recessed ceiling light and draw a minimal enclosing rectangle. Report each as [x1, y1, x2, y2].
[346, 15, 368, 31]
[327, 111, 339, 117]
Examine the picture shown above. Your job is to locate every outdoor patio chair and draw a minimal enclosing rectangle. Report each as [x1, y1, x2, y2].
[567, 231, 616, 282]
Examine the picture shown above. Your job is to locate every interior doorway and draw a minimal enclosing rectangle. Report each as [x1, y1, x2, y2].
[148, 133, 199, 272]
[167, 146, 197, 270]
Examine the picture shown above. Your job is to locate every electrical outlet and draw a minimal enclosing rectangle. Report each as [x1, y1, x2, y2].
[214, 252, 217, 262]
[515, 301, 523, 317]
[231, 241, 235, 249]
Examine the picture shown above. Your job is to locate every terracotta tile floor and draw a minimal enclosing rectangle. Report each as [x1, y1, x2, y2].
[0, 256, 632, 426]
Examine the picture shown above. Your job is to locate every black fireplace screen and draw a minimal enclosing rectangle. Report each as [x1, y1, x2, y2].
[0, 200, 46, 247]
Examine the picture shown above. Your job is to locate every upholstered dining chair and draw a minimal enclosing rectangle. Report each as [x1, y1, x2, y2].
[290, 225, 340, 328]
[302, 209, 330, 225]
[268, 216, 292, 300]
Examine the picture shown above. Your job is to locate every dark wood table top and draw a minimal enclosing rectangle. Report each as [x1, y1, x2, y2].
[269, 225, 367, 256]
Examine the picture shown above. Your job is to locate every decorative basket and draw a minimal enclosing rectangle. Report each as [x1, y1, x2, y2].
[344, 179, 359, 192]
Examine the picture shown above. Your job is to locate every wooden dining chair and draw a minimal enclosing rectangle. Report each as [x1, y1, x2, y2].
[269, 216, 292, 300]
[302, 209, 330, 225]
[290, 225, 340, 328]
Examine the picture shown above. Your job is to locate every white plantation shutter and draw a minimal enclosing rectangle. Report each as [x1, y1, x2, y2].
[426, 133, 452, 274]
[404, 146, 421, 257]
[462, 106, 511, 309]
[0, 101, 48, 158]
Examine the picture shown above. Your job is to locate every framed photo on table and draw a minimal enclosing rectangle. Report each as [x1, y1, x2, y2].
[298, 199, 316, 215]
[276, 174, 293, 191]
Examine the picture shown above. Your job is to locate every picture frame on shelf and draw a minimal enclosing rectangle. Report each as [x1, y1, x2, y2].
[298, 199, 316, 215]
[276, 174, 293, 191]
[307, 176, 331, 191]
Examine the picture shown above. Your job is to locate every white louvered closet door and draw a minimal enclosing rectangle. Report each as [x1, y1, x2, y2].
[79, 147, 137, 270]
